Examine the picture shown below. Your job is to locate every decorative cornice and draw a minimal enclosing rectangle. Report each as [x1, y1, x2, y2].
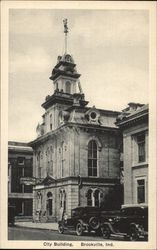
[42, 93, 74, 109]
[29, 122, 120, 148]
[50, 70, 80, 81]
[35, 176, 120, 188]
[116, 108, 148, 129]
[8, 147, 33, 154]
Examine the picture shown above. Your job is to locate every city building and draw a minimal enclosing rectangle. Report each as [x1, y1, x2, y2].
[8, 141, 33, 218]
[116, 103, 148, 205]
[29, 20, 123, 222]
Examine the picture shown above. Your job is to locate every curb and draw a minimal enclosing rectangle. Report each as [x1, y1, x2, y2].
[14, 224, 58, 232]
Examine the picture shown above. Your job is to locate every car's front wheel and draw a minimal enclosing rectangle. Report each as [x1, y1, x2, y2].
[129, 226, 139, 241]
[76, 222, 83, 236]
[58, 223, 64, 234]
[102, 225, 111, 239]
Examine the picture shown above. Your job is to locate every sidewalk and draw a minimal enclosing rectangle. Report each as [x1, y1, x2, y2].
[15, 221, 58, 231]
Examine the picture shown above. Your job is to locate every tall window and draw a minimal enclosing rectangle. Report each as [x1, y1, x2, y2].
[37, 152, 42, 178]
[11, 158, 22, 193]
[24, 159, 33, 193]
[50, 114, 52, 130]
[61, 142, 65, 177]
[10, 157, 32, 193]
[137, 133, 145, 162]
[137, 179, 145, 203]
[65, 81, 71, 94]
[88, 140, 97, 177]
[50, 160, 53, 176]
[56, 81, 58, 90]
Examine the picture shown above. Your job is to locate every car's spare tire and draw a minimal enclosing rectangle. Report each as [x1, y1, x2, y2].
[89, 217, 100, 230]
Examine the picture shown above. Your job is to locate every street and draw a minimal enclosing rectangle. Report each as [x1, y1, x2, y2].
[8, 226, 121, 241]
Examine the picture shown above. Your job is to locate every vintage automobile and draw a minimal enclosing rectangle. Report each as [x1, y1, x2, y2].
[58, 206, 103, 236]
[101, 204, 148, 241]
[8, 205, 16, 226]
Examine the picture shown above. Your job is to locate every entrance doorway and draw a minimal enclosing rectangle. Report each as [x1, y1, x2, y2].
[46, 192, 53, 218]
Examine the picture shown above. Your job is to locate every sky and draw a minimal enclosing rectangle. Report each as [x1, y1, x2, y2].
[9, 9, 149, 142]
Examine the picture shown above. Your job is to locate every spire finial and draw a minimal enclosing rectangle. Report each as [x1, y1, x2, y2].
[63, 19, 68, 54]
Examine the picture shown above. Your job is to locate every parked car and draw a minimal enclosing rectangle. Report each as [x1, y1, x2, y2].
[101, 204, 148, 241]
[58, 206, 102, 236]
[8, 205, 16, 226]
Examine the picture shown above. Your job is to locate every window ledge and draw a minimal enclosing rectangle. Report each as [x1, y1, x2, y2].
[132, 162, 148, 168]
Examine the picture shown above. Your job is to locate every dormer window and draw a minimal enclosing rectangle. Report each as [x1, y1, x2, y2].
[65, 81, 71, 94]
[90, 111, 97, 120]
[85, 108, 100, 124]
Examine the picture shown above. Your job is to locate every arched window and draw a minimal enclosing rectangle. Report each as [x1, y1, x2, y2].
[86, 189, 101, 207]
[56, 81, 58, 90]
[94, 190, 100, 207]
[47, 192, 53, 216]
[65, 81, 71, 94]
[87, 189, 92, 206]
[88, 140, 97, 177]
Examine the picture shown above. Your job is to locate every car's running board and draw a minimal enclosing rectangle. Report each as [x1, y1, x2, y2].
[110, 233, 127, 238]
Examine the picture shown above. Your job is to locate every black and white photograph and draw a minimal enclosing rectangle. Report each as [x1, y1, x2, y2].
[1, 1, 156, 249]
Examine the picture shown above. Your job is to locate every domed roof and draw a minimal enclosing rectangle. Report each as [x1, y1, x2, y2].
[50, 53, 80, 81]
[59, 54, 75, 64]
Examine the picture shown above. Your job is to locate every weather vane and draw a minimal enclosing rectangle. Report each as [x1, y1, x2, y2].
[63, 19, 68, 54]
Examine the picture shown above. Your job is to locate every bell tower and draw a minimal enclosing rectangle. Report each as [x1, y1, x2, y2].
[40, 19, 88, 134]
[50, 53, 81, 95]
[49, 19, 81, 95]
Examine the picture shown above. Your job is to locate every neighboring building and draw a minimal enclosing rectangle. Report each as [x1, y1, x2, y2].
[116, 103, 148, 205]
[8, 141, 33, 217]
[29, 26, 123, 221]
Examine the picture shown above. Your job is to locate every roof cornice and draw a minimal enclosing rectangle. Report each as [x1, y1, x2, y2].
[116, 108, 148, 129]
[29, 122, 119, 147]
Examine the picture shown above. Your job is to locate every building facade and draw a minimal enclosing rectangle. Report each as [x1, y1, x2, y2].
[8, 141, 33, 217]
[29, 50, 123, 222]
[116, 103, 148, 205]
